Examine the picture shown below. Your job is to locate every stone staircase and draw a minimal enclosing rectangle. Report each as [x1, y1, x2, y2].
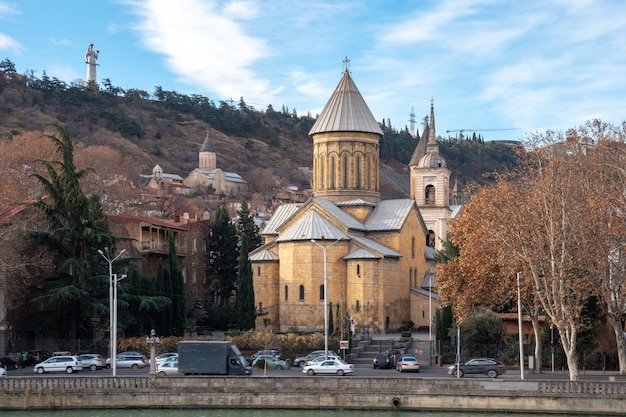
[349, 336, 413, 366]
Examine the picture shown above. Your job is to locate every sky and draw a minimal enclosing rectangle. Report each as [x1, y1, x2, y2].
[1, 0, 626, 142]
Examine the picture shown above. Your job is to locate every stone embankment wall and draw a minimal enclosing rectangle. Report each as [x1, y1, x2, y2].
[1, 376, 625, 415]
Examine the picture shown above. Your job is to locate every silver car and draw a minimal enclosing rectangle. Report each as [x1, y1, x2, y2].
[114, 352, 147, 369]
[79, 354, 106, 371]
[33, 355, 83, 374]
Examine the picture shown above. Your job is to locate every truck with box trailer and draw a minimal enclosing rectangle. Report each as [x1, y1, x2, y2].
[177, 340, 252, 375]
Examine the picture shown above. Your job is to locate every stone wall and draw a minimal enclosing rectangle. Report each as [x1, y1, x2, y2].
[1, 376, 625, 414]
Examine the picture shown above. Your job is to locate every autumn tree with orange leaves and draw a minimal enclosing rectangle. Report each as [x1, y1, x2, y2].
[437, 120, 626, 381]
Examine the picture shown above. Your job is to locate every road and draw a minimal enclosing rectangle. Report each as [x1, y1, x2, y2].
[4, 362, 624, 381]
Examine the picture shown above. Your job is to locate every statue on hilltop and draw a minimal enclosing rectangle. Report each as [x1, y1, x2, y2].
[84, 43, 100, 86]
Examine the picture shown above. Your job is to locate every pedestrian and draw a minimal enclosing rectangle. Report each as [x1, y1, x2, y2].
[20, 352, 27, 368]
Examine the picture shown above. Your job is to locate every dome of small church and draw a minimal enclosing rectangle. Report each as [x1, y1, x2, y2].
[417, 150, 447, 169]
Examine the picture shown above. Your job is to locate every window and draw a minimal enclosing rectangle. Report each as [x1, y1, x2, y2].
[356, 264, 361, 276]
[299, 285, 305, 301]
[411, 237, 415, 258]
[355, 300, 360, 312]
[285, 285, 288, 301]
[427, 230, 436, 248]
[257, 267, 261, 276]
[319, 285, 324, 300]
[425, 185, 435, 204]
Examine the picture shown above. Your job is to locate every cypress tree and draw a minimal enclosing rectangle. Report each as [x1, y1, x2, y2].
[236, 234, 255, 330]
[168, 233, 186, 336]
[236, 200, 262, 250]
[205, 205, 239, 305]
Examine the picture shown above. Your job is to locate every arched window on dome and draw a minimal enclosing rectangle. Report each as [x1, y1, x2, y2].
[343, 155, 348, 189]
[356, 156, 362, 189]
[425, 185, 435, 205]
[330, 156, 336, 189]
[320, 155, 325, 189]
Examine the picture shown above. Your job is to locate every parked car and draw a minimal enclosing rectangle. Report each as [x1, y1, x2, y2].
[79, 354, 106, 371]
[0, 367, 6, 376]
[302, 359, 353, 376]
[23, 350, 51, 366]
[395, 355, 420, 373]
[107, 352, 147, 369]
[246, 349, 282, 365]
[156, 360, 179, 376]
[448, 358, 506, 378]
[304, 355, 341, 366]
[52, 351, 72, 356]
[0, 357, 19, 370]
[251, 355, 287, 370]
[294, 350, 339, 367]
[33, 355, 83, 374]
[156, 352, 178, 365]
[373, 353, 393, 369]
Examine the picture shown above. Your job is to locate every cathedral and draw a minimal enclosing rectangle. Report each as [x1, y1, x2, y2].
[250, 68, 452, 334]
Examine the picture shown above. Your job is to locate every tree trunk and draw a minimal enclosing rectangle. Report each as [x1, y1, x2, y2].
[560, 325, 579, 381]
[530, 313, 542, 373]
[608, 315, 626, 375]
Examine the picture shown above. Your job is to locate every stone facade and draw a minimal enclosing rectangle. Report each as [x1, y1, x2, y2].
[184, 131, 248, 197]
[109, 213, 209, 308]
[251, 70, 438, 334]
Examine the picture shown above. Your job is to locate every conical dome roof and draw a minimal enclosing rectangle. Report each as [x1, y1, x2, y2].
[309, 69, 383, 136]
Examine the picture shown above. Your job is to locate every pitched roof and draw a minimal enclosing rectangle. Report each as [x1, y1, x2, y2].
[261, 203, 303, 235]
[364, 199, 415, 231]
[276, 208, 349, 242]
[249, 248, 279, 261]
[309, 69, 383, 136]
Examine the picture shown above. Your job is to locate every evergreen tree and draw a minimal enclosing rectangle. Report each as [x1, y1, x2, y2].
[236, 200, 262, 250]
[115, 267, 171, 337]
[168, 234, 187, 336]
[205, 205, 239, 305]
[236, 234, 255, 330]
[156, 259, 172, 336]
[29, 124, 119, 339]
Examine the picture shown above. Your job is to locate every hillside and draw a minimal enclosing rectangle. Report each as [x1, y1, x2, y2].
[0, 72, 520, 207]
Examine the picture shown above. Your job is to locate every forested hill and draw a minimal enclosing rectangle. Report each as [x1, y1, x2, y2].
[0, 66, 520, 198]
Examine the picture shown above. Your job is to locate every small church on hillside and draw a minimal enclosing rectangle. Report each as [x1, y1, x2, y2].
[250, 67, 449, 335]
[140, 131, 248, 198]
[183, 131, 248, 197]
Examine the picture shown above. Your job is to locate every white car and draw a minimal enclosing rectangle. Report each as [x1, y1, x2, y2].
[304, 355, 341, 366]
[33, 355, 83, 374]
[0, 366, 6, 376]
[302, 359, 353, 376]
[155, 353, 178, 365]
[156, 360, 178, 376]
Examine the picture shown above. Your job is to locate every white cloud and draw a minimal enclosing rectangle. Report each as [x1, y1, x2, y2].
[124, 0, 274, 104]
[0, 2, 20, 18]
[0, 32, 20, 52]
[50, 38, 72, 46]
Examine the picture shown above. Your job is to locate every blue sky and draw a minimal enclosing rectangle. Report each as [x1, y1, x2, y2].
[1, 0, 625, 141]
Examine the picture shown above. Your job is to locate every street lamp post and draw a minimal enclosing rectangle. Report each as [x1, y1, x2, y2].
[112, 273, 127, 377]
[429, 278, 433, 366]
[517, 271, 525, 380]
[98, 247, 126, 377]
[146, 329, 160, 377]
[311, 236, 341, 360]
